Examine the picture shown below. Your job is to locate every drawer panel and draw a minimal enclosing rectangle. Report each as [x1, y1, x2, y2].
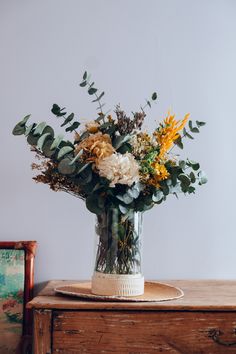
[53, 311, 236, 353]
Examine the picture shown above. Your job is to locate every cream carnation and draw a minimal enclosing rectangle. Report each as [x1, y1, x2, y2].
[97, 152, 140, 187]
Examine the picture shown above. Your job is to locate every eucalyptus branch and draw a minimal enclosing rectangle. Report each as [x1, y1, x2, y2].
[167, 130, 188, 154]
[79, 71, 106, 121]
[168, 120, 205, 154]
[140, 92, 157, 113]
[88, 82, 104, 115]
[51, 104, 80, 134]
[61, 114, 79, 134]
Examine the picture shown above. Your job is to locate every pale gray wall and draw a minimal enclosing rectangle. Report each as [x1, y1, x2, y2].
[1, 0, 236, 287]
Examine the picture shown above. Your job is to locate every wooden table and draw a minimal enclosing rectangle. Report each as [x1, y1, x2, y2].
[27, 280, 236, 353]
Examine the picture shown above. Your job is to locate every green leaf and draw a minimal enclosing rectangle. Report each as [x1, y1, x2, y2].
[61, 113, 74, 127]
[186, 132, 194, 139]
[42, 138, 55, 157]
[92, 91, 105, 102]
[188, 160, 200, 171]
[42, 125, 54, 136]
[113, 135, 131, 149]
[69, 149, 83, 165]
[12, 123, 26, 135]
[65, 121, 80, 132]
[183, 128, 194, 139]
[50, 134, 64, 150]
[189, 171, 196, 183]
[58, 157, 76, 175]
[188, 186, 195, 194]
[196, 121, 206, 127]
[92, 182, 104, 193]
[119, 205, 129, 214]
[25, 123, 36, 136]
[80, 81, 87, 87]
[86, 194, 103, 214]
[20, 114, 31, 125]
[12, 115, 31, 135]
[77, 162, 91, 175]
[189, 120, 199, 133]
[57, 146, 74, 159]
[76, 131, 89, 142]
[116, 193, 133, 205]
[83, 71, 87, 80]
[88, 87, 97, 95]
[27, 133, 39, 146]
[152, 190, 164, 202]
[76, 166, 92, 185]
[33, 122, 47, 136]
[152, 92, 157, 100]
[174, 135, 183, 149]
[117, 142, 132, 154]
[198, 171, 208, 185]
[179, 160, 186, 170]
[51, 103, 60, 115]
[189, 120, 193, 131]
[51, 104, 66, 117]
[160, 182, 170, 196]
[191, 127, 199, 133]
[37, 133, 52, 150]
[128, 183, 143, 199]
[178, 174, 191, 187]
[146, 100, 151, 108]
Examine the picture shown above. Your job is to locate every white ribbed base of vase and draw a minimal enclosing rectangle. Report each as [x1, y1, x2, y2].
[91, 271, 144, 296]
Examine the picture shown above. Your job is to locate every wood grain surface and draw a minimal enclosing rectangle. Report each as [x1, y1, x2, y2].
[33, 309, 52, 354]
[27, 280, 236, 311]
[52, 310, 236, 353]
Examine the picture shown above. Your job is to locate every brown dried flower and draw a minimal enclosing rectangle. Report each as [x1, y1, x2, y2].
[115, 105, 146, 135]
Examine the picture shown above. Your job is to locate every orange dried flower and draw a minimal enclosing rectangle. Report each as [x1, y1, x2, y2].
[75, 132, 115, 165]
[154, 112, 189, 159]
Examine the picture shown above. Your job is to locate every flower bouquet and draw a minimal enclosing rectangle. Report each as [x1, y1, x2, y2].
[13, 72, 207, 296]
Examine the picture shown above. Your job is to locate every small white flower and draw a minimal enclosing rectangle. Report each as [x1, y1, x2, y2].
[97, 152, 140, 187]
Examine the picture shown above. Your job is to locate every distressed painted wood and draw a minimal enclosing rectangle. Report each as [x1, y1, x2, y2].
[33, 309, 52, 354]
[52, 311, 236, 353]
[27, 280, 236, 311]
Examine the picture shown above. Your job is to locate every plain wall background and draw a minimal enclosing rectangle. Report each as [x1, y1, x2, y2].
[1, 0, 236, 288]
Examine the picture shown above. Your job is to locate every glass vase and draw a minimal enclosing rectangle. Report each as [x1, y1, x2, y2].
[91, 208, 144, 296]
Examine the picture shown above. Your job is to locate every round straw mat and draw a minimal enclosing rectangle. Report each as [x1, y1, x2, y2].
[55, 281, 184, 302]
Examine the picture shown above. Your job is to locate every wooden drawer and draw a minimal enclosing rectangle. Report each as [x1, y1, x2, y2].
[52, 310, 236, 353]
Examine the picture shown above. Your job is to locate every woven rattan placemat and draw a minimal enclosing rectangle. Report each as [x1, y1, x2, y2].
[55, 281, 184, 302]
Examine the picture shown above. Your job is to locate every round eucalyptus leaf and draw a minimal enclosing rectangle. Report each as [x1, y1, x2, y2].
[27, 133, 39, 146]
[42, 125, 54, 137]
[33, 122, 47, 136]
[42, 139, 55, 157]
[37, 133, 52, 151]
[57, 146, 74, 160]
[58, 158, 76, 175]
[86, 194, 103, 214]
[12, 123, 26, 136]
[178, 174, 191, 187]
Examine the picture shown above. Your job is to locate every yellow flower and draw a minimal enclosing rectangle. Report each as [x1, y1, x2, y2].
[85, 121, 100, 134]
[153, 162, 169, 179]
[75, 132, 115, 165]
[154, 112, 189, 159]
[147, 162, 169, 187]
